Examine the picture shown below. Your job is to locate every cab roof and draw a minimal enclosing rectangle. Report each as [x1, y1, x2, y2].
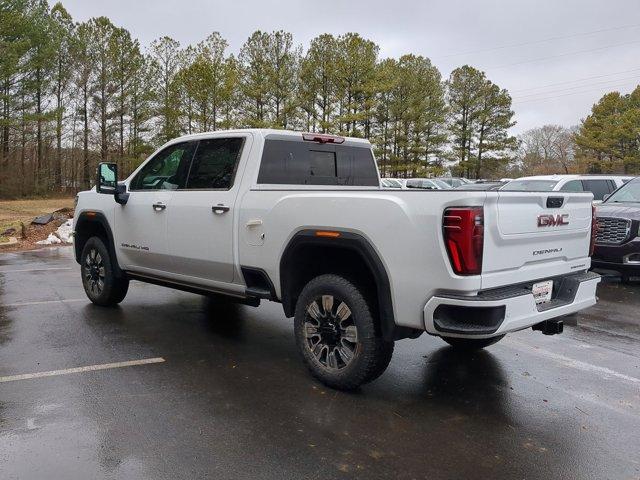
[168, 129, 371, 147]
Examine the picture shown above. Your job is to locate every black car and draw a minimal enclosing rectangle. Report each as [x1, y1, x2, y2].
[592, 177, 640, 282]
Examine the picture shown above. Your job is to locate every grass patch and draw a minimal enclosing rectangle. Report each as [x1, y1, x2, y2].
[0, 198, 75, 224]
[0, 198, 74, 249]
[0, 219, 23, 236]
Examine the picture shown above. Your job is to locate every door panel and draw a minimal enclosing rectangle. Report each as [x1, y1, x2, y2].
[115, 140, 196, 274]
[167, 190, 237, 282]
[166, 135, 250, 284]
[115, 191, 173, 272]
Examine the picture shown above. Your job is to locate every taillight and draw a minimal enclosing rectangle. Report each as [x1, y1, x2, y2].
[589, 204, 597, 256]
[443, 207, 484, 275]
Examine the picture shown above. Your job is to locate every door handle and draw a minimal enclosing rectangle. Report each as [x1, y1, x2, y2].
[152, 202, 166, 211]
[212, 204, 230, 214]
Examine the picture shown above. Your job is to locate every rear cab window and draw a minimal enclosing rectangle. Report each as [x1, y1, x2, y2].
[257, 136, 379, 186]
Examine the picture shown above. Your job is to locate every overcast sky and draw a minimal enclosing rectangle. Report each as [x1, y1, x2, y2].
[60, 0, 640, 135]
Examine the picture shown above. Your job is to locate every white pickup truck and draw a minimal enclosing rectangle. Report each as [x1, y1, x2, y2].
[74, 129, 600, 390]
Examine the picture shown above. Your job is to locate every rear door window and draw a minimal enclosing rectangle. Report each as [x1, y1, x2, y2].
[257, 139, 378, 186]
[582, 179, 613, 201]
[186, 137, 244, 190]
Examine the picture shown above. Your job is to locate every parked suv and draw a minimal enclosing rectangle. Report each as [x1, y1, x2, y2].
[73, 129, 600, 390]
[592, 177, 640, 282]
[502, 175, 632, 202]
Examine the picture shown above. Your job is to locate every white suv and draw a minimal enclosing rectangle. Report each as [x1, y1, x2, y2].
[503, 175, 633, 202]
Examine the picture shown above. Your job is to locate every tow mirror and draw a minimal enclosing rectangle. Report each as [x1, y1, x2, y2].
[97, 163, 117, 194]
[96, 162, 129, 205]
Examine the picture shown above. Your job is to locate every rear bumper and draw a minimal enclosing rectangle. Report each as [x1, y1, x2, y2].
[423, 271, 601, 338]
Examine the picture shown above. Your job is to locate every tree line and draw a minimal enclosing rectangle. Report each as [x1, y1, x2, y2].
[0, 0, 519, 196]
[512, 85, 640, 178]
[1, 1, 638, 198]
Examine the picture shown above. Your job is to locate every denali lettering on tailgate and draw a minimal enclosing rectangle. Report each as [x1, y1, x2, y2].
[533, 247, 563, 256]
[537, 214, 569, 227]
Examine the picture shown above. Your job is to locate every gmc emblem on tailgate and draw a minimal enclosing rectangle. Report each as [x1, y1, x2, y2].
[537, 214, 569, 227]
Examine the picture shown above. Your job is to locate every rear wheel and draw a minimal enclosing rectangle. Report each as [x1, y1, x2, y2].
[294, 274, 394, 391]
[81, 236, 129, 306]
[441, 335, 505, 350]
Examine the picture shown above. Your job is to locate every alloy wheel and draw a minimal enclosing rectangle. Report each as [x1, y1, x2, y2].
[303, 294, 358, 371]
[84, 248, 105, 296]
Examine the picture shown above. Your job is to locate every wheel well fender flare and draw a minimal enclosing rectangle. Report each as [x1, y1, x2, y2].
[279, 229, 398, 340]
[74, 211, 123, 277]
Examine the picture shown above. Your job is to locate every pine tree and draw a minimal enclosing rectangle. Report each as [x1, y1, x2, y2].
[73, 21, 93, 188]
[238, 31, 272, 127]
[149, 36, 182, 143]
[110, 26, 139, 164]
[447, 66, 515, 178]
[49, 2, 74, 190]
[298, 34, 338, 133]
[88, 17, 117, 163]
[575, 87, 640, 174]
[334, 33, 378, 137]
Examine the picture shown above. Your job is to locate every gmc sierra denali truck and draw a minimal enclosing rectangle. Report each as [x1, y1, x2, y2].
[74, 129, 601, 390]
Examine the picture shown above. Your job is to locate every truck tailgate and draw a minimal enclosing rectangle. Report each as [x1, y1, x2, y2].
[481, 191, 593, 289]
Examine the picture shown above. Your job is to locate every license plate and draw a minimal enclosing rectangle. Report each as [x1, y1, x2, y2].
[532, 280, 553, 305]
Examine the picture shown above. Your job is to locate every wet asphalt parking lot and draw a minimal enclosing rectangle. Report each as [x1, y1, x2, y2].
[0, 247, 639, 480]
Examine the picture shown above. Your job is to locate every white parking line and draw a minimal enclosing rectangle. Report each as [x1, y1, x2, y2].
[0, 357, 166, 383]
[506, 339, 640, 386]
[5, 298, 86, 308]
[0, 267, 73, 274]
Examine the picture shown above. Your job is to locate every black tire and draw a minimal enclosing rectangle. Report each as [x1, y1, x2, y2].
[441, 335, 505, 350]
[621, 273, 631, 284]
[80, 236, 129, 306]
[293, 274, 394, 390]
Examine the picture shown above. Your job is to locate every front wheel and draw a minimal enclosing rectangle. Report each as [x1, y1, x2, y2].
[293, 274, 394, 391]
[81, 236, 129, 306]
[441, 335, 505, 350]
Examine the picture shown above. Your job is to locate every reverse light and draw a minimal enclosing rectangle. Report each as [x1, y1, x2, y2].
[443, 207, 484, 275]
[302, 133, 345, 144]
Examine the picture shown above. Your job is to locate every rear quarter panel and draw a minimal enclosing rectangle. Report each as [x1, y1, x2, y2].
[238, 189, 488, 329]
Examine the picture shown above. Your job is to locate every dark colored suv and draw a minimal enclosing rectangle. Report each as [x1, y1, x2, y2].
[592, 177, 640, 281]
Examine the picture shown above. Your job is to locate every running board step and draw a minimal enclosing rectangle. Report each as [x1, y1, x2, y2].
[245, 287, 272, 299]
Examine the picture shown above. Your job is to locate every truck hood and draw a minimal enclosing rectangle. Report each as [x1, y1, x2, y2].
[596, 202, 640, 221]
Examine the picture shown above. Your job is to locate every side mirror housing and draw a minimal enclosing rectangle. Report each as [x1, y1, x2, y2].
[602, 193, 611, 202]
[97, 162, 129, 205]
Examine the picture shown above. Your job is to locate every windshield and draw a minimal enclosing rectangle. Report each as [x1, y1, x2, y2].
[382, 178, 402, 188]
[432, 179, 450, 189]
[406, 179, 437, 189]
[501, 179, 559, 191]
[605, 178, 640, 203]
